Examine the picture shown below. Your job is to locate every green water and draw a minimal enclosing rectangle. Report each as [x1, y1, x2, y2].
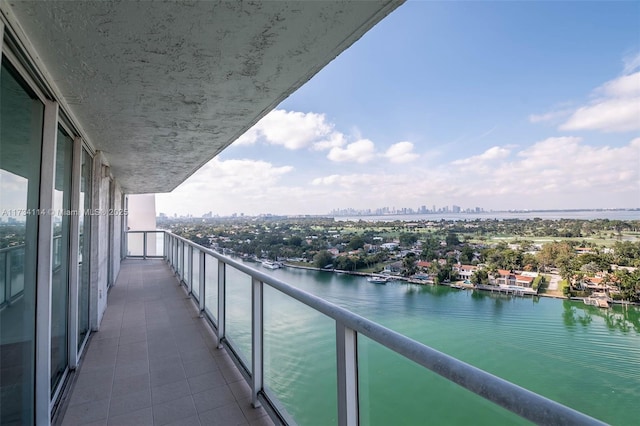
[209, 264, 639, 425]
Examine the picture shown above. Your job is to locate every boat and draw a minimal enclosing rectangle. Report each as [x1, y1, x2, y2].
[367, 276, 388, 284]
[583, 292, 611, 308]
[261, 260, 280, 270]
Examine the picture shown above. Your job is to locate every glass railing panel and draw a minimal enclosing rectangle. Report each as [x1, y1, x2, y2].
[171, 238, 177, 271]
[126, 232, 144, 257]
[204, 255, 218, 324]
[0, 251, 6, 305]
[191, 248, 200, 299]
[183, 245, 191, 287]
[9, 247, 25, 297]
[145, 231, 164, 257]
[263, 285, 337, 426]
[225, 265, 252, 372]
[177, 241, 183, 276]
[357, 335, 522, 425]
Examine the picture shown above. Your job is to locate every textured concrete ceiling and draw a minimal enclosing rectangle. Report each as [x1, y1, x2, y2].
[3, 0, 401, 193]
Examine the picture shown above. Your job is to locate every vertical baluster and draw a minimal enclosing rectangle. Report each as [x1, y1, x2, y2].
[251, 278, 263, 408]
[143, 231, 147, 259]
[336, 322, 359, 426]
[187, 245, 193, 294]
[199, 251, 205, 316]
[217, 260, 226, 348]
[5, 251, 11, 304]
[179, 240, 184, 283]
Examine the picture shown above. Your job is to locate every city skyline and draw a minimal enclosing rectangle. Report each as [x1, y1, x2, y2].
[156, 206, 639, 220]
[157, 1, 640, 216]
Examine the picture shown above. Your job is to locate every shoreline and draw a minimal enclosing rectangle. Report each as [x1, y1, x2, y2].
[282, 262, 640, 306]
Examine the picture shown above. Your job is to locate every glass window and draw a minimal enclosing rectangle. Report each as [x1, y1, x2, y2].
[0, 59, 44, 425]
[78, 148, 92, 351]
[50, 126, 73, 394]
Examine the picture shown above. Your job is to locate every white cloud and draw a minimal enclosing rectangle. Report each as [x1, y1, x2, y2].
[312, 132, 346, 151]
[560, 97, 640, 133]
[232, 109, 345, 150]
[157, 137, 639, 215]
[597, 72, 640, 98]
[156, 158, 294, 215]
[472, 137, 640, 199]
[452, 146, 511, 166]
[308, 137, 639, 211]
[327, 139, 376, 163]
[382, 141, 419, 163]
[559, 71, 640, 133]
[623, 52, 640, 75]
[528, 109, 572, 124]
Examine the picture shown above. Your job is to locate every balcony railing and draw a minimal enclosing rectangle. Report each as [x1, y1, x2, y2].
[1, 235, 63, 309]
[0, 244, 25, 308]
[127, 230, 605, 426]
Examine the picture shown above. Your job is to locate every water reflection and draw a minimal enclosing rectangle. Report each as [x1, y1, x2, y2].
[562, 300, 639, 333]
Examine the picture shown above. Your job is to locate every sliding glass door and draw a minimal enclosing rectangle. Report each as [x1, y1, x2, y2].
[78, 148, 92, 350]
[50, 127, 73, 394]
[0, 58, 44, 425]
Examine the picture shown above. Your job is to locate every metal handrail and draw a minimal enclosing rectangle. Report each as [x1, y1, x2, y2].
[129, 230, 606, 426]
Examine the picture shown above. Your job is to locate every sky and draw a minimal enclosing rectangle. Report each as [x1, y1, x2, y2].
[156, 1, 640, 217]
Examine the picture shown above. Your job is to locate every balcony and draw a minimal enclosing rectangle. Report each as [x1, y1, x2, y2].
[59, 258, 273, 426]
[59, 231, 605, 426]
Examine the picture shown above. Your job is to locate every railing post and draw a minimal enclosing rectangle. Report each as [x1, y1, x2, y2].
[178, 240, 183, 283]
[251, 278, 264, 408]
[187, 245, 193, 295]
[167, 236, 172, 267]
[143, 231, 147, 260]
[198, 251, 205, 316]
[336, 322, 359, 426]
[5, 251, 11, 304]
[171, 237, 176, 272]
[217, 260, 226, 348]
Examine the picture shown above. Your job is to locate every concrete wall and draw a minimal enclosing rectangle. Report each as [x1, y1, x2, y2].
[111, 184, 123, 287]
[90, 152, 120, 330]
[127, 194, 157, 256]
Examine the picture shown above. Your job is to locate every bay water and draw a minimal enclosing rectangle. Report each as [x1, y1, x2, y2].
[206, 263, 639, 425]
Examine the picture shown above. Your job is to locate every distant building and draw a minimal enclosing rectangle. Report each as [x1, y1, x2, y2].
[381, 242, 399, 250]
[383, 261, 403, 275]
[454, 264, 478, 280]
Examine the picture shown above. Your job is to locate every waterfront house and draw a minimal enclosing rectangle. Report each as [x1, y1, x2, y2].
[514, 274, 534, 287]
[494, 269, 514, 286]
[417, 261, 432, 270]
[384, 261, 404, 275]
[453, 264, 478, 281]
[328, 248, 340, 256]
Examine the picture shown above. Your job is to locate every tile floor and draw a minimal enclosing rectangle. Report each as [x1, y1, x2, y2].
[60, 259, 274, 426]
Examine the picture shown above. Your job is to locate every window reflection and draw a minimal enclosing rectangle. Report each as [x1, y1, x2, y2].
[0, 59, 44, 425]
[78, 149, 92, 350]
[50, 127, 73, 394]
